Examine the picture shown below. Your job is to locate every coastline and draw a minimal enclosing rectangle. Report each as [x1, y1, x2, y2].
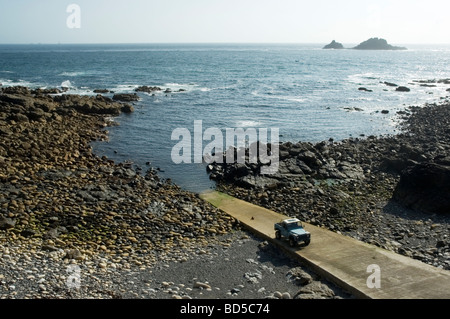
[0, 86, 351, 299]
[1, 85, 448, 299]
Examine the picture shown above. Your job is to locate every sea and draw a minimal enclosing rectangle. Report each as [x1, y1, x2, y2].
[1, 43, 450, 192]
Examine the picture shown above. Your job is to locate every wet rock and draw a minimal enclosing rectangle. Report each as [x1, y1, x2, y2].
[0, 94, 35, 108]
[113, 93, 139, 102]
[383, 82, 398, 87]
[0, 216, 16, 230]
[396, 86, 411, 92]
[135, 86, 162, 93]
[121, 104, 134, 113]
[287, 268, 313, 285]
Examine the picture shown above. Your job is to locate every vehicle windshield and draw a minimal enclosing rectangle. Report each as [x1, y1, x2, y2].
[286, 222, 300, 229]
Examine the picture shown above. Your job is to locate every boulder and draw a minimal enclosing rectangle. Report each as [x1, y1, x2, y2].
[294, 282, 335, 299]
[112, 93, 140, 102]
[287, 268, 313, 285]
[1, 86, 31, 95]
[0, 216, 16, 230]
[393, 163, 450, 214]
[31, 88, 62, 95]
[135, 86, 162, 93]
[383, 81, 398, 87]
[93, 89, 110, 93]
[121, 104, 134, 113]
[396, 86, 411, 92]
[0, 94, 35, 108]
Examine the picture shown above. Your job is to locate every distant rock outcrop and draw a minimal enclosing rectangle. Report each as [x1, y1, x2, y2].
[353, 38, 407, 50]
[323, 40, 344, 49]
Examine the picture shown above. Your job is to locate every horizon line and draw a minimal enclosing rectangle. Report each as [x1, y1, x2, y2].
[1, 41, 450, 46]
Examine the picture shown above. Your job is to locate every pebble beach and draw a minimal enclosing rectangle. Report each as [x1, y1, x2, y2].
[0, 86, 351, 299]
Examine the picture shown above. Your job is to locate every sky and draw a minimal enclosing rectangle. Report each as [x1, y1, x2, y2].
[0, 0, 449, 44]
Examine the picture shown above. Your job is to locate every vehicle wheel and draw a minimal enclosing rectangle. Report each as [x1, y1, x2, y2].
[275, 230, 281, 240]
[305, 240, 311, 246]
[289, 237, 297, 247]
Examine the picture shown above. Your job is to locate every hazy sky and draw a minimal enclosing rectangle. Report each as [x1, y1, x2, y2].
[0, 0, 449, 44]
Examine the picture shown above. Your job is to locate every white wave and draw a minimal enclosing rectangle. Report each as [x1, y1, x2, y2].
[61, 80, 73, 88]
[109, 84, 140, 93]
[163, 82, 210, 92]
[234, 120, 264, 128]
[59, 71, 86, 77]
[0, 78, 35, 87]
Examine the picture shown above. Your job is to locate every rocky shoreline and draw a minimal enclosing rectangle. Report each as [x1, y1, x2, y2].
[0, 86, 350, 299]
[210, 100, 450, 270]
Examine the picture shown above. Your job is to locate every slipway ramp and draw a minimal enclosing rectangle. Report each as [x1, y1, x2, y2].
[200, 191, 450, 299]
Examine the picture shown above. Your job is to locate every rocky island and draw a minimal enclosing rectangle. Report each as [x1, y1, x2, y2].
[323, 40, 344, 49]
[353, 38, 407, 50]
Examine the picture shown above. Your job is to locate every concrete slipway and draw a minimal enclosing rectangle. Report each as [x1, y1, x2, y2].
[200, 191, 450, 299]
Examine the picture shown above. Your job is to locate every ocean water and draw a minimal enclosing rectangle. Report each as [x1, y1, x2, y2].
[1, 43, 450, 192]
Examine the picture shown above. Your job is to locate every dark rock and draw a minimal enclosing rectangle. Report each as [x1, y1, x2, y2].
[21, 229, 37, 238]
[1, 86, 31, 95]
[287, 268, 313, 285]
[396, 86, 411, 92]
[27, 108, 46, 121]
[381, 110, 389, 114]
[0, 94, 35, 108]
[359, 87, 373, 92]
[381, 157, 417, 173]
[9, 113, 29, 122]
[323, 40, 344, 50]
[112, 93, 140, 102]
[135, 86, 162, 93]
[383, 82, 398, 87]
[393, 163, 450, 214]
[0, 216, 16, 230]
[353, 38, 407, 50]
[93, 89, 110, 93]
[121, 104, 134, 113]
[298, 151, 321, 168]
[32, 88, 62, 95]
